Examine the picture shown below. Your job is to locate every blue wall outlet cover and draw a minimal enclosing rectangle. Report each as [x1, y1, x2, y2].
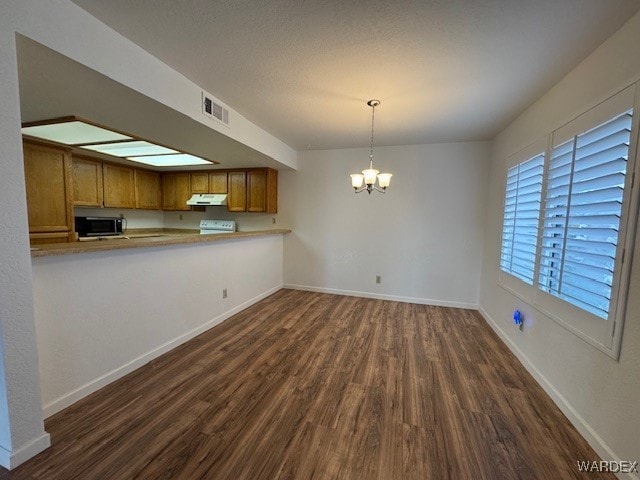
[513, 309, 522, 326]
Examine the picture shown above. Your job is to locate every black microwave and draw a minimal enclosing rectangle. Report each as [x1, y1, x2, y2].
[75, 216, 124, 237]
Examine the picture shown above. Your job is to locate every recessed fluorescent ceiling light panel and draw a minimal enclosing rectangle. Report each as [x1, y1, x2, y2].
[21, 117, 217, 167]
[21, 121, 132, 144]
[81, 140, 179, 157]
[127, 154, 212, 167]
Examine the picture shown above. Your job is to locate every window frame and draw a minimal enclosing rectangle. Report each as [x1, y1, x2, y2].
[497, 84, 640, 359]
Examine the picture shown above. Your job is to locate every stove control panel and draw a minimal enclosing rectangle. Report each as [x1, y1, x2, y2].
[199, 219, 236, 233]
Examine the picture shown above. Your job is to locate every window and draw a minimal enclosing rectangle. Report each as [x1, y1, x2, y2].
[497, 85, 639, 357]
[539, 111, 633, 319]
[500, 153, 544, 285]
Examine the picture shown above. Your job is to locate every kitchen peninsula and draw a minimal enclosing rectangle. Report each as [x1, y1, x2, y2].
[31, 225, 289, 418]
[30, 228, 291, 257]
[22, 130, 291, 420]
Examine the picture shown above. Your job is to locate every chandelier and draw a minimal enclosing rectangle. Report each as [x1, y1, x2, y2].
[350, 99, 392, 194]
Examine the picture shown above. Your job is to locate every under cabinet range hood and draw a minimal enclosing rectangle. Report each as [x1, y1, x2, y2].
[186, 194, 228, 206]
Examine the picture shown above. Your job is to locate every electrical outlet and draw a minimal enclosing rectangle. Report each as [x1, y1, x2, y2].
[272, 217, 277, 224]
[179, 214, 183, 221]
[376, 275, 381, 284]
[222, 288, 228, 299]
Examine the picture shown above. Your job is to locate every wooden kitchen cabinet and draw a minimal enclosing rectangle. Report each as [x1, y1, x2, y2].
[26, 135, 279, 227]
[226, 168, 278, 213]
[23, 140, 74, 243]
[174, 173, 192, 211]
[227, 171, 247, 212]
[191, 171, 227, 194]
[135, 170, 161, 209]
[209, 172, 228, 194]
[73, 158, 160, 210]
[247, 168, 278, 213]
[190, 173, 209, 194]
[103, 163, 135, 208]
[162, 173, 191, 210]
[72, 156, 103, 207]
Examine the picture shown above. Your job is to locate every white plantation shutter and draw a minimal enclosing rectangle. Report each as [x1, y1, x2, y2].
[500, 153, 544, 284]
[539, 110, 633, 319]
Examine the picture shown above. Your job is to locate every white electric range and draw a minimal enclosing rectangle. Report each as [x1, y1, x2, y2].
[199, 219, 236, 235]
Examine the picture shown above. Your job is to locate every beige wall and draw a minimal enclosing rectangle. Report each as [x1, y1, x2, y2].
[280, 142, 491, 307]
[479, 11, 640, 468]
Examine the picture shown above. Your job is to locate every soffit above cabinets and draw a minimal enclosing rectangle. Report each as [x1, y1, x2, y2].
[16, 37, 292, 172]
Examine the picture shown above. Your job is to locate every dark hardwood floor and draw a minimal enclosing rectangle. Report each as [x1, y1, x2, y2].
[1, 289, 612, 479]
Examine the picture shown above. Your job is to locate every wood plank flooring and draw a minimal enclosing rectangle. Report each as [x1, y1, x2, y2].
[1, 289, 612, 479]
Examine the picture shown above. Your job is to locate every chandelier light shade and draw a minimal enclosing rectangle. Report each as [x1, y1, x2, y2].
[350, 99, 392, 194]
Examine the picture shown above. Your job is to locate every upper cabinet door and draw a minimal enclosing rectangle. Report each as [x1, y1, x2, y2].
[135, 170, 161, 210]
[227, 171, 247, 212]
[162, 173, 176, 210]
[191, 173, 209, 194]
[209, 172, 228, 194]
[174, 173, 192, 211]
[103, 163, 135, 208]
[266, 168, 278, 214]
[162, 173, 191, 210]
[72, 156, 103, 207]
[247, 170, 267, 212]
[23, 141, 73, 233]
[247, 168, 278, 213]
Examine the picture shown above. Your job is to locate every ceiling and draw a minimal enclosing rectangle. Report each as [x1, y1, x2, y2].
[70, 0, 640, 150]
[16, 37, 283, 171]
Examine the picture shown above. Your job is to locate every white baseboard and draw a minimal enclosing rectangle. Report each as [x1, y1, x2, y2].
[283, 284, 478, 309]
[478, 307, 638, 480]
[0, 432, 50, 470]
[42, 285, 283, 418]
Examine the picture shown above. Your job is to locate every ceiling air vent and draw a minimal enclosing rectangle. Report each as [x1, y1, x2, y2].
[202, 91, 230, 126]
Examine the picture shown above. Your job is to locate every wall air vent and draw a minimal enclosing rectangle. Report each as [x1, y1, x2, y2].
[202, 91, 230, 127]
